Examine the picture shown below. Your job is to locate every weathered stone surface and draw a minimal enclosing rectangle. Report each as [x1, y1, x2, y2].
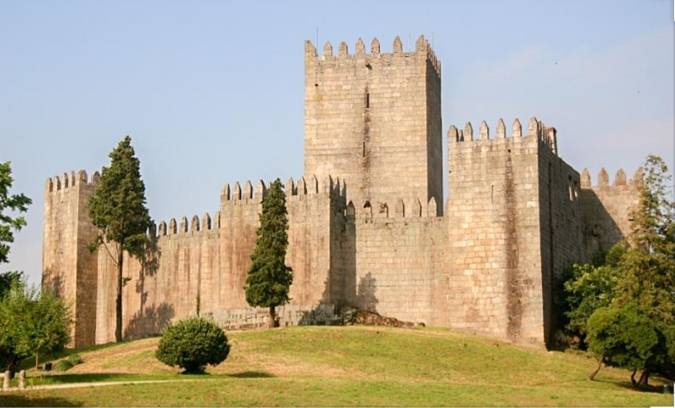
[303, 36, 443, 213]
[42, 36, 639, 348]
[42, 172, 99, 347]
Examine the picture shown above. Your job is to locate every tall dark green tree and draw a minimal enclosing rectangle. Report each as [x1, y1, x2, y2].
[245, 179, 293, 328]
[0, 161, 31, 264]
[89, 136, 151, 342]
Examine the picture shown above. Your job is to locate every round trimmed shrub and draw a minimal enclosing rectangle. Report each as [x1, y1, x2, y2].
[155, 317, 230, 373]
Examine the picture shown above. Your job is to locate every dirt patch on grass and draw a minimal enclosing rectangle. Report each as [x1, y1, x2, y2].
[60, 331, 364, 380]
[66, 338, 176, 375]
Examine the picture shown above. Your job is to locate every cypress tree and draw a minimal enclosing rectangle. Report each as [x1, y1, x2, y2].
[245, 179, 293, 328]
[89, 136, 151, 342]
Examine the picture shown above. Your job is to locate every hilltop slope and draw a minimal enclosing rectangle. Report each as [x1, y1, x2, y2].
[2, 326, 671, 406]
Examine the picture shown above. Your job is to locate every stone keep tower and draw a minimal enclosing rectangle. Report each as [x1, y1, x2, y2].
[304, 36, 443, 212]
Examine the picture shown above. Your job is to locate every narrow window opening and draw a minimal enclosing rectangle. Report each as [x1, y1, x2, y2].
[365, 93, 370, 109]
[491, 185, 494, 204]
[362, 142, 366, 157]
[364, 201, 373, 223]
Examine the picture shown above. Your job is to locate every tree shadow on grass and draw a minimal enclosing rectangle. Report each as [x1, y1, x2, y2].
[226, 371, 275, 379]
[0, 395, 83, 407]
[30, 373, 165, 385]
[613, 381, 674, 394]
[595, 377, 674, 394]
[176, 371, 274, 379]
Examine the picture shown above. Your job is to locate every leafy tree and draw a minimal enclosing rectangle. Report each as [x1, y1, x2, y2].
[613, 156, 674, 384]
[582, 155, 674, 385]
[89, 136, 151, 342]
[26, 289, 70, 369]
[562, 243, 626, 342]
[586, 303, 658, 381]
[614, 156, 674, 325]
[0, 161, 31, 264]
[0, 279, 29, 373]
[244, 179, 293, 328]
[0, 270, 23, 299]
[0, 280, 70, 374]
[155, 317, 230, 373]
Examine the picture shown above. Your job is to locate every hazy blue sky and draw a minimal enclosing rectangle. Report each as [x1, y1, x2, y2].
[1, 0, 673, 285]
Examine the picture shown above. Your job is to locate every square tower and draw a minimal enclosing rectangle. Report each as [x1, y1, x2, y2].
[304, 36, 442, 213]
[43, 171, 100, 347]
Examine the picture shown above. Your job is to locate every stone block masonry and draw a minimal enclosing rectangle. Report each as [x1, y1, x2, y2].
[42, 171, 100, 347]
[579, 168, 641, 259]
[42, 35, 640, 348]
[304, 36, 443, 212]
[92, 176, 346, 344]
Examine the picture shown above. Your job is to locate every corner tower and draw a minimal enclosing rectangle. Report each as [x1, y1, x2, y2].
[304, 35, 442, 213]
[42, 170, 100, 347]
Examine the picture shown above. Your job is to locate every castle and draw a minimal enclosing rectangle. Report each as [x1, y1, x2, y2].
[42, 36, 640, 348]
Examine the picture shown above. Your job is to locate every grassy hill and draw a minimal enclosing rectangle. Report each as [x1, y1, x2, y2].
[1, 325, 671, 406]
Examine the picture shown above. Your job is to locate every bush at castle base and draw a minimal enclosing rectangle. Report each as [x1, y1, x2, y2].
[155, 317, 230, 373]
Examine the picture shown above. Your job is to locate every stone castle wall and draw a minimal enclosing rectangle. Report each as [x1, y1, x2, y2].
[303, 36, 443, 211]
[42, 35, 642, 348]
[344, 198, 445, 325]
[536, 126, 584, 344]
[443, 119, 547, 343]
[579, 168, 641, 259]
[45, 153, 640, 347]
[92, 176, 346, 344]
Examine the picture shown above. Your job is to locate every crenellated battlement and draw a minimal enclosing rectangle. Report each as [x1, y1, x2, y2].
[579, 166, 641, 263]
[220, 175, 346, 206]
[287, 175, 346, 199]
[45, 169, 100, 193]
[220, 179, 267, 203]
[349, 196, 439, 223]
[155, 211, 220, 238]
[305, 35, 440, 76]
[448, 117, 558, 155]
[580, 167, 642, 190]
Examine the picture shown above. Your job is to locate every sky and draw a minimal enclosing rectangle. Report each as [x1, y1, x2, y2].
[1, 0, 673, 286]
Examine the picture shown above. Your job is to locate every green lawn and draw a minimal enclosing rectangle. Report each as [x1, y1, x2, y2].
[0, 326, 672, 406]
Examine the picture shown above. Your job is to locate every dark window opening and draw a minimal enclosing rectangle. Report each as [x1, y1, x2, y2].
[365, 93, 370, 108]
